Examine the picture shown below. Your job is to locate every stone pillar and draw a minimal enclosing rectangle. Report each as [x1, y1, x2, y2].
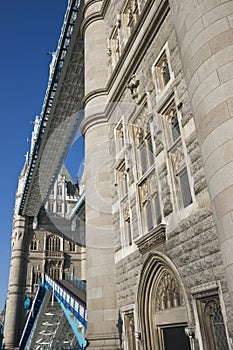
[81, 1, 119, 348]
[4, 215, 33, 349]
[169, 0, 233, 304]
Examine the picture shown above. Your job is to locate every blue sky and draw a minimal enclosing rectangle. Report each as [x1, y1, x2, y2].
[0, 1, 74, 312]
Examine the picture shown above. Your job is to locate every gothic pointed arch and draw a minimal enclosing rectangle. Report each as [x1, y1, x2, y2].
[137, 252, 191, 350]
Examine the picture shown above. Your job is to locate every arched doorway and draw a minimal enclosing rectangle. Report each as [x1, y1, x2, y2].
[137, 253, 191, 350]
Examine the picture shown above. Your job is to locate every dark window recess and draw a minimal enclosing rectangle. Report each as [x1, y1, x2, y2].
[179, 170, 192, 207]
[162, 326, 191, 350]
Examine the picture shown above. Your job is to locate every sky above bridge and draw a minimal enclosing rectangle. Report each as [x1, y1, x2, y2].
[0, 1, 80, 312]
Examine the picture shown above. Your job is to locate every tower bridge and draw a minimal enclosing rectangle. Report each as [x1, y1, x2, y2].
[19, 0, 84, 218]
[4, 1, 86, 349]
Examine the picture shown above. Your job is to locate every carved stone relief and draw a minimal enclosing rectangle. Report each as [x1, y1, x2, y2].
[155, 270, 184, 311]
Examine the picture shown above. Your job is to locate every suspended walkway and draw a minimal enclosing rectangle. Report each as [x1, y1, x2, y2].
[19, 274, 87, 350]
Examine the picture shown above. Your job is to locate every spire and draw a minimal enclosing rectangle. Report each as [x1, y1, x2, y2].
[19, 152, 29, 180]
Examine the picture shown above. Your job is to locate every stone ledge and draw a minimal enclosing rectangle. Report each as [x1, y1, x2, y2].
[135, 224, 166, 254]
[191, 281, 219, 297]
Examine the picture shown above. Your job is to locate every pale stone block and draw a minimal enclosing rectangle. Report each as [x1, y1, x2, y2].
[198, 101, 230, 140]
[185, 43, 212, 82]
[203, 137, 233, 176]
[94, 253, 117, 266]
[89, 287, 103, 299]
[89, 264, 116, 278]
[188, 71, 200, 98]
[84, 1, 102, 18]
[226, 96, 233, 117]
[209, 28, 233, 54]
[208, 161, 233, 200]
[87, 275, 115, 289]
[181, 18, 204, 56]
[195, 78, 233, 118]
[104, 309, 117, 321]
[187, 17, 230, 59]
[217, 211, 233, 243]
[200, 132, 215, 163]
[198, 0, 221, 14]
[217, 60, 233, 83]
[228, 14, 233, 27]
[88, 309, 104, 322]
[211, 117, 233, 149]
[88, 296, 117, 312]
[213, 185, 233, 219]
[224, 264, 233, 291]
[202, 1, 233, 26]
[87, 319, 117, 335]
[192, 71, 220, 111]
[197, 45, 233, 82]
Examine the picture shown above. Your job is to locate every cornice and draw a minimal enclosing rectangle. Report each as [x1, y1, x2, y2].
[81, 0, 109, 34]
[81, 11, 104, 34]
[82, 88, 108, 108]
[83, 0, 109, 16]
[80, 112, 108, 135]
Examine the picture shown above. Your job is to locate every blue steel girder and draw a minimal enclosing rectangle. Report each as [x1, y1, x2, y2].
[44, 275, 87, 349]
[56, 296, 87, 350]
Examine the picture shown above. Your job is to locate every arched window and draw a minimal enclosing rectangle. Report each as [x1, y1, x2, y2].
[30, 237, 38, 251]
[49, 267, 61, 280]
[137, 255, 191, 350]
[69, 242, 76, 252]
[46, 235, 60, 251]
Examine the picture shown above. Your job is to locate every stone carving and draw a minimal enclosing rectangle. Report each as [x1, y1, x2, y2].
[128, 74, 140, 100]
[135, 224, 166, 254]
[123, 202, 130, 221]
[124, 312, 136, 350]
[140, 180, 149, 205]
[155, 270, 184, 311]
[148, 171, 157, 194]
[169, 143, 185, 175]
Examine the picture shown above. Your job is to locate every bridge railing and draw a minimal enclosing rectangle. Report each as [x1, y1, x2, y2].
[44, 274, 87, 328]
[65, 273, 86, 293]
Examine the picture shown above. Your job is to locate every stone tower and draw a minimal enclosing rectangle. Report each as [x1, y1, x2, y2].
[4, 157, 33, 349]
[80, 0, 233, 349]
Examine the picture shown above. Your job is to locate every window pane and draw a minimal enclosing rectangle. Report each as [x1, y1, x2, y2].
[147, 136, 154, 167]
[125, 219, 132, 246]
[163, 61, 170, 85]
[180, 170, 192, 207]
[139, 144, 147, 175]
[155, 194, 162, 224]
[146, 201, 153, 231]
[171, 112, 180, 142]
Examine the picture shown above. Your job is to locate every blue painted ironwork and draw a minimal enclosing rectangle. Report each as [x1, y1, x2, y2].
[19, 0, 83, 215]
[23, 296, 31, 310]
[44, 275, 87, 329]
[57, 297, 87, 350]
[19, 285, 46, 349]
[44, 274, 87, 349]
[65, 273, 86, 293]
[70, 190, 85, 220]
[20, 274, 87, 349]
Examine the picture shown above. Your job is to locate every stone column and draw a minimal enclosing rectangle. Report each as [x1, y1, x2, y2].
[81, 0, 119, 348]
[4, 215, 33, 349]
[169, 0, 233, 304]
